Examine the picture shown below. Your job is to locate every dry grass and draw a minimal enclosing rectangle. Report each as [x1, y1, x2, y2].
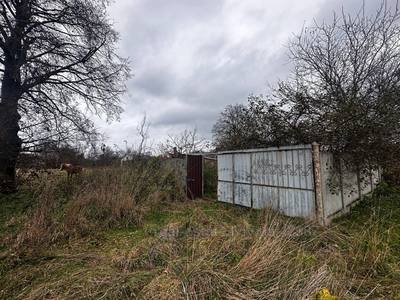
[10, 160, 186, 254]
[0, 166, 399, 299]
[137, 211, 337, 300]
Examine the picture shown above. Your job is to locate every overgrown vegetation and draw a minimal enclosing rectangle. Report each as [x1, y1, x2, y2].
[213, 2, 400, 172]
[2, 160, 185, 255]
[203, 159, 217, 199]
[0, 164, 399, 299]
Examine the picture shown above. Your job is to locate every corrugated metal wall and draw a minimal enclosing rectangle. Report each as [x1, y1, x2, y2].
[217, 145, 316, 218]
[217, 144, 381, 223]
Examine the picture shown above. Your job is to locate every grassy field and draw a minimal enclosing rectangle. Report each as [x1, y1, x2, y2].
[0, 164, 399, 299]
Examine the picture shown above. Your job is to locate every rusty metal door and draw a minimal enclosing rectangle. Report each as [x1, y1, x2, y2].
[186, 155, 203, 199]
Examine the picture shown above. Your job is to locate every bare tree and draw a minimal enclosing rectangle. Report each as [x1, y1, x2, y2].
[160, 128, 209, 155]
[136, 114, 150, 156]
[214, 2, 400, 169]
[277, 1, 400, 167]
[0, 0, 130, 192]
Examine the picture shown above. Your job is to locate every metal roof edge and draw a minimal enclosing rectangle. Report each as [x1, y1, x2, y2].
[217, 144, 313, 155]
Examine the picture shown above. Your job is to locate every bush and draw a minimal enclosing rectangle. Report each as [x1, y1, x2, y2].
[383, 166, 400, 186]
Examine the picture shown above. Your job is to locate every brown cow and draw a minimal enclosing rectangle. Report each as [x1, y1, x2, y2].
[60, 163, 83, 178]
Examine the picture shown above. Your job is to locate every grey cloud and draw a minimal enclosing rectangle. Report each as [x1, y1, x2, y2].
[317, 0, 399, 21]
[134, 68, 176, 97]
[97, 0, 396, 147]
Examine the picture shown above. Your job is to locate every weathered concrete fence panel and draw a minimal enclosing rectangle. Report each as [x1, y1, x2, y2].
[320, 152, 380, 222]
[217, 144, 380, 225]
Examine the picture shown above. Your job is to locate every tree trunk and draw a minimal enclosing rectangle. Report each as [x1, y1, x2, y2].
[0, 1, 30, 193]
[0, 69, 22, 194]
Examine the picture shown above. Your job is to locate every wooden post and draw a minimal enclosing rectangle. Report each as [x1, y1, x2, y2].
[312, 142, 325, 226]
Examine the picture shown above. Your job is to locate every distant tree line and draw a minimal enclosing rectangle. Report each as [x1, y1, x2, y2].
[14, 122, 211, 169]
[16, 143, 119, 169]
[213, 2, 400, 170]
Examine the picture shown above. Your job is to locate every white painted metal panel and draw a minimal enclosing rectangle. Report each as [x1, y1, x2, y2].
[217, 144, 315, 219]
[279, 189, 315, 218]
[234, 153, 251, 183]
[218, 181, 233, 204]
[234, 183, 252, 207]
[253, 151, 279, 186]
[304, 149, 314, 190]
[251, 148, 313, 190]
[218, 154, 233, 181]
[252, 185, 279, 209]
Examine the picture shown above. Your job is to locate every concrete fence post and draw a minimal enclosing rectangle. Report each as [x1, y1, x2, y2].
[356, 167, 362, 201]
[312, 142, 325, 226]
[232, 154, 235, 204]
[250, 153, 253, 208]
[338, 159, 345, 211]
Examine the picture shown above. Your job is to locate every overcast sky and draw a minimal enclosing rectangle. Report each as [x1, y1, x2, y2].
[97, 0, 397, 150]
